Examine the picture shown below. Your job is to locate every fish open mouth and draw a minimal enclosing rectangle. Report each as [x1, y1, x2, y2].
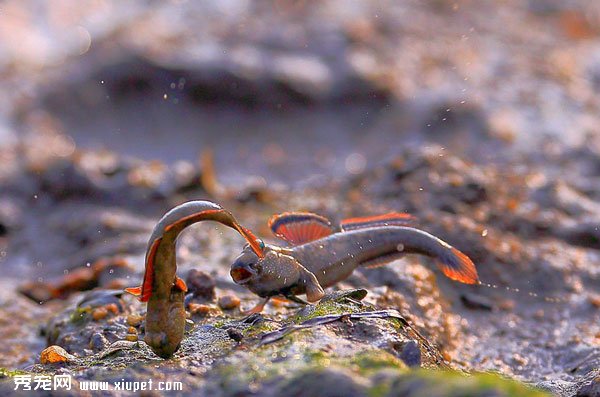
[230, 267, 254, 284]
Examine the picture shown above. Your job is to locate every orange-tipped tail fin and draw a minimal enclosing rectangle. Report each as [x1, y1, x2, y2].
[436, 247, 479, 284]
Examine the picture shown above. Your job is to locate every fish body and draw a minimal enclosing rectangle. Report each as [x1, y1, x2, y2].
[125, 200, 263, 358]
[231, 212, 479, 306]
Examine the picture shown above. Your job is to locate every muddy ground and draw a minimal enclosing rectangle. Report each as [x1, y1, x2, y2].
[0, 1, 599, 396]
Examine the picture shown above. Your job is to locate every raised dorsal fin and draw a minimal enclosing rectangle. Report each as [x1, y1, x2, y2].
[268, 212, 334, 245]
[340, 212, 416, 232]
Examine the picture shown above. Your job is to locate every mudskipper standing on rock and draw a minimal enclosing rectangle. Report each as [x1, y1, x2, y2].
[230, 212, 479, 313]
[125, 201, 478, 357]
[124, 200, 263, 358]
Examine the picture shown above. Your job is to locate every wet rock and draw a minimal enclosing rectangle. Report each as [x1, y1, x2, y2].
[276, 367, 368, 397]
[320, 288, 368, 303]
[19, 262, 131, 303]
[44, 290, 133, 355]
[460, 292, 494, 311]
[386, 371, 549, 397]
[537, 379, 580, 396]
[78, 290, 124, 312]
[186, 269, 216, 301]
[218, 294, 241, 310]
[398, 340, 421, 368]
[40, 346, 73, 364]
[556, 223, 600, 249]
[577, 377, 600, 397]
[89, 333, 108, 352]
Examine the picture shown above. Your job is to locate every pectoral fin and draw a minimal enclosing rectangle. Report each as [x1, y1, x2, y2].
[174, 276, 188, 292]
[300, 269, 325, 302]
[124, 286, 142, 298]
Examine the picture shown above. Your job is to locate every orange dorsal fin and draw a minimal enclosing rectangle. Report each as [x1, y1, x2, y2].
[268, 212, 333, 245]
[124, 286, 142, 298]
[340, 212, 416, 232]
[436, 247, 480, 285]
[174, 276, 187, 292]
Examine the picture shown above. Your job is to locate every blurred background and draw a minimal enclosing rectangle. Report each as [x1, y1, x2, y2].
[0, 1, 599, 395]
[3, 0, 600, 184]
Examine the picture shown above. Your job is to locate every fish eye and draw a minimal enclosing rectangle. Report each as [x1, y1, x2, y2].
[258, 239, 265, 250]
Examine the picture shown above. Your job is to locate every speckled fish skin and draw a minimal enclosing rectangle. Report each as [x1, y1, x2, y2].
[143, 232, 186, 359]
[293, 226, 457, 288]
[232, 226, 475, 301]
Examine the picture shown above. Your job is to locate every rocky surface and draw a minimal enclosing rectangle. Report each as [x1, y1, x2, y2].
[1, 1, 600, 396]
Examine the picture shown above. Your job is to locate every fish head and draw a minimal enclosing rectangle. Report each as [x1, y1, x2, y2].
[230, 242, 301, 296]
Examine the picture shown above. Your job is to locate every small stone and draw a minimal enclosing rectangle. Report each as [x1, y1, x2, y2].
[498, 299, 515, 311]
[512, 353, 528, 366]
[218, 295, 241, 310]
[89, 333, 108, 351]
[91, 307, 108, 321]
[127, 326, 137, 335]
[126, 314, 143, 327]
[125, 333, 138, 342]
[189, 303, 213, 316]
[589, 294, 600, 308]
[460, 293, 494, 311]
[40, 345, 73, 364]
[186, 270, 216, 301]
[226, 328, 244, 342]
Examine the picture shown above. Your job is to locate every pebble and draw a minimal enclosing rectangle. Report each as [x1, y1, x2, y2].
[40, 345, 73, 364]
[189, 303, 214, 316]
[125, 334, 138, 342]
[226, 328, 244, 342]
[92, 307, 108, 321]
[126, 314, 144, 327]
[460, 293, 494, 311]
[125, 326, 138, 342]
[89, 333, 108, 351]
[218, 295, 241, 310]
[498, 299, 515, 311]
[588, 294, 600, 308]
[186, 269, 216, 301]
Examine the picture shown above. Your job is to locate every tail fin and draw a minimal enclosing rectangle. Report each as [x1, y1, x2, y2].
[436, 247, 479, 284]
